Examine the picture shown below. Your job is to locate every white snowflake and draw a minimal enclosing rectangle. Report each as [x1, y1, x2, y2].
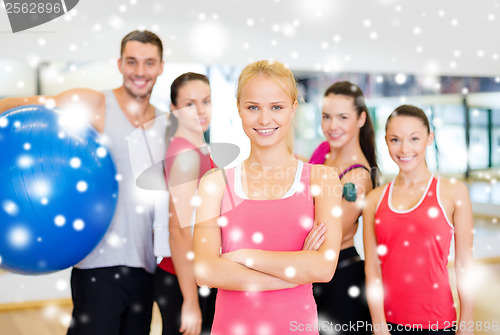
[56, 279, 68, 291]
[294, 181, 306, 193]
[199, 286, 210, 297]
[190, 195, 202, 207]
[17, 155, 33, 168]
[299, 216, 313, 230]
[59, 313, 72, 327]
[377, 244, 388, 256]
[96, 147, 108, 158]
[331, 206, 342, 218]
[69, 157, 81, 168]
[2, 200, 19, 216]
[348, 285, 360, 298]
[107, 233, 122, 248]
[244, 258, 254, 267]
[252, 232, 264, 244]
[73, 219, 85, 231]
[54, 215, 66, 227]
[427, 206, 439, 218]
[76, 181, 88, 192]
[230, 228, 243, 242]
[0, 117, 8, 128]
[8, 226, 31, 248]
[285, 266, 296, 278]
[311, 184, 321, 196]
[324, 249, 336, 261]
[367, 282, 383, 302]
[218, 216, 228, 227]
[42, 305, 59, 319]
[257, 322, 273, 335]
[395, 73, 407, 85]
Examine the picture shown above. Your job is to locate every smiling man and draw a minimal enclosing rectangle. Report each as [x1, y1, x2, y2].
[0, 30, 166, 335]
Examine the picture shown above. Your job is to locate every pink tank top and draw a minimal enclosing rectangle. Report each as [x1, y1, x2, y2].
[211, 162, 318, 335]
[159, 137, 214, 274]
[374, 176, 456, 328]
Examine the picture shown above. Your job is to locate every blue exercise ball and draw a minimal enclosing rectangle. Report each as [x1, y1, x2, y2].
[0, 105, 118, 275]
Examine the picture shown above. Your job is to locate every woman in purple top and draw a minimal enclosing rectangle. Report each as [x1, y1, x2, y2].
[309, 81, 379, 334]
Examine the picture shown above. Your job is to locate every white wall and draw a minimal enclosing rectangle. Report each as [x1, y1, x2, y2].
[0, 59, 37, 97]
[0, 269, 71, 304]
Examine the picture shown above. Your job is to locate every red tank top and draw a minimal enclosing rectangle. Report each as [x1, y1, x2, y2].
[374, 176, 456, 328]
[158, 137, 214, 274]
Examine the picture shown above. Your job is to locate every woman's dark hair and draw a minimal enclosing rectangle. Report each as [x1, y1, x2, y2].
[324, 81, 379, 187]
[386, 104, 430, 134]
[166, 72, 210, 147]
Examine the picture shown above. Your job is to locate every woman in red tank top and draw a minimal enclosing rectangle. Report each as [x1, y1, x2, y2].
[154, 72, 216, 335]
[193, 60, 343, 335]
[363, 105, 474, 335]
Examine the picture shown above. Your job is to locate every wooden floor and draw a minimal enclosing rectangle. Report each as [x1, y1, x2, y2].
[1, 262, 499, 335]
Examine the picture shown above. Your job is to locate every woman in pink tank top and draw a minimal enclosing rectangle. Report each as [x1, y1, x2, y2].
[363, 105, 474, 335]
[193, 60, 343, 335]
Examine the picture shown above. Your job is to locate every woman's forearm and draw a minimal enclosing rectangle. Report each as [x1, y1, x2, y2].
[194, 256, 297, 292]
[169, 227, 200, 302]
[223, 248, 337, 284]
[366, 275, 390, 334]
[455, 255, 474, 327]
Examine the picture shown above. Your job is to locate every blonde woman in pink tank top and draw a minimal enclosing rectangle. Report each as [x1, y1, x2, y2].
[363, 105, 474, 335]
[193, 60, 343, 335]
